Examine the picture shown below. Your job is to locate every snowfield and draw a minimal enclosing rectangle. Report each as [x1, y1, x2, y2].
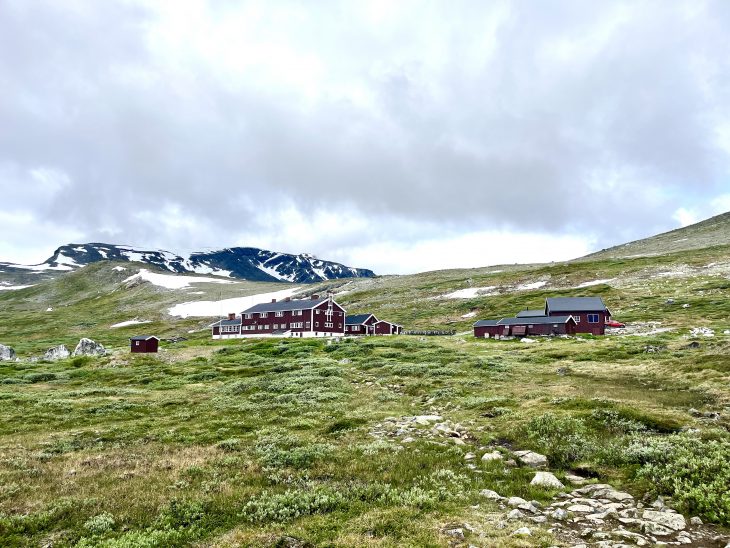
[577, 278, 614, 288]
[516, 280, 547, 291]
[111, 319, 152, 328]
[441, 287, 497, 299]
[123, 269, 235, 290]
[0, 283, 35, 291]
[168, 287, 302, 318]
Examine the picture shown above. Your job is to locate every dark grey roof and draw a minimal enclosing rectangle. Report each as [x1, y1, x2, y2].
[516, 309, 545, 317]
[346, 313, 374, 325]
[546, 297, 608, 312]
[497, 316, 575, 326]
[242, 297, 330, 314]
[474, 319, 499, 327]
[130, 336, 159, 341]
[211, 318, 242, 327]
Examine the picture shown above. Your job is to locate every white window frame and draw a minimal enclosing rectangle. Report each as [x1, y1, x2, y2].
[244, 313, 252, 319]
[573, 315, 581, 322]
[588, 314, 600, 323]
[275, 311, 284, 317]
[260, 312, 268, 318]
[293, 310, 303, 316]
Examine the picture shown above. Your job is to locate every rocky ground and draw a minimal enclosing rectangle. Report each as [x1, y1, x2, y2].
[370, 414, 730, 547]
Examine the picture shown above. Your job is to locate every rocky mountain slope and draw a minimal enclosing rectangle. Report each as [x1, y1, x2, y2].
[0, 243, 375, 284]
[583, 211, 730, 260]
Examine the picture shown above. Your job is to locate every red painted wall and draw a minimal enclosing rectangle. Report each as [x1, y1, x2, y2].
[131, 339, 158, 353]
[548, 311, 607, 335]
[239, 298, 345, 335]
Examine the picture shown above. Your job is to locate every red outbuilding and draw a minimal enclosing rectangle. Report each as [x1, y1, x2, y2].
[130, 336, 159, 353]
[373, 320, 402, 335]
[345, 314, 378, 335]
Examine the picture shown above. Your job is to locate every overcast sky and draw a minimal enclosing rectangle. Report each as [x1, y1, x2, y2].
[1, 1, 729, 274]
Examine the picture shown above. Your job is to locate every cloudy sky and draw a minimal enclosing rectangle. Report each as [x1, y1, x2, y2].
[1, 1, 729, 274]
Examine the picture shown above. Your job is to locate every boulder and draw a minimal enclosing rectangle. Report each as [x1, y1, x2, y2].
[508, 496, 528, 507]
[0, 344, 15, 361]
[507, 509, 524, 520]
[530, 471, 565, 489]
[514, 450, 548, 468]
[481, 451, 504, 462]
[43, 345, 70, 361]
[72, 338, 106, 357]
[641, 510, 686, 531]
[512, 527, 531, 536]
[479, 489, 503, 500]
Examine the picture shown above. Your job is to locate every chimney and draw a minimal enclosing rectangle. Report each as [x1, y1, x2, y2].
[311, 294, 319, 300]
[271, 298, 277, 303]
[227, 313, 235, 320]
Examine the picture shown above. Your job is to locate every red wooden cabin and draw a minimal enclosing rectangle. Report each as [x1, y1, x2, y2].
[130, 336, 159, 353]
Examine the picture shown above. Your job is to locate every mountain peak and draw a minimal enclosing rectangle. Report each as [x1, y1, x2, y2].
[3, 243, 375, 284]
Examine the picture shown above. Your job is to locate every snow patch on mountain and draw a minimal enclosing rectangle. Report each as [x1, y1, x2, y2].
[111, 319, 151, 328]
[168, 287, 302, 318]
[123, 269, 235, 290]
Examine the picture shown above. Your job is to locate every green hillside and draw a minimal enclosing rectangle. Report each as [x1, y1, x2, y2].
[0, 241, 729, 546]
[583, 211, 730, 260]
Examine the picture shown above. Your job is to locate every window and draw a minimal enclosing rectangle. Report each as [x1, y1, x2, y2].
[338, 323, 342, 328]
[588, 314, 599, 323]
[315, 310, 320, 315]
[280, 323, 287, 329]
[305, 322, 310, 328]
[260, 312, 268, 318]
[257, 325, 263, 330]
[293, 310, 302, 316]
[325, 322, 333, 328]
[222, 325, 238, 333]
[244, 313, 252, 319]
[291, 322, 303, 328]
[315, 322, 319, 327]
[135, 341, 140, 346]
[528, 324, 534, 328]
[574, 315, 581, 322]
[553, 324, 558, 328]
[275, 311, 283, 317]
[273, 324, 278, 330]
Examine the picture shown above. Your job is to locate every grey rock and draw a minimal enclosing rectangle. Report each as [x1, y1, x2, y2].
[72, 338, 106, 357]
[481, 450, 503, 462]
[507, 509, 524, 520]
[530, 471, 564, 489]
[443, 527, 464, 539]
[43, 345, 70, 361]
[508, 496, 528, 507]
[511, 527, 531, 536]
[642, 509, 686, 531]
[690, 516, 703, 525]
[0, 344, 16, 361]
[551, 508, 569, 520]
[514, 450, 548, 468]
[567, 504, 594, 513]
[464, 452, 476, 461]
[479, 489, 503, 501]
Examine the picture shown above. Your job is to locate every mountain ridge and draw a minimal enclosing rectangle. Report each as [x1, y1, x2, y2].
[0, 242, 375, 284]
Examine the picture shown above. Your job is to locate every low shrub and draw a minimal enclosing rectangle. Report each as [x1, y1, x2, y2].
[523, 413, 595, 467]
[83, 512, 115, 535]
[624, 434, 730, 524]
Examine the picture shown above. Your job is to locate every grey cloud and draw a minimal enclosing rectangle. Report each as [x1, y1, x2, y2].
[1, 0, 729, 263]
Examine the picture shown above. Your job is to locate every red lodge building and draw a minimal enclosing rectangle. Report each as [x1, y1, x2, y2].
[212, 294, 346, 339]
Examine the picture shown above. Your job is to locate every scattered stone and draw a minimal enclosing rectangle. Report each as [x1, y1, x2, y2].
[685, 341, 701, 349]
[443, 527, 464, 539]
[690, 326, 714, 337]
[521, 337, 536, 344]
[508, 496, 528, 507]
[43, 345, 70, 361]
[551, 508, 569, 521]
[665, 299, 675, 304]
[556, 367, 570, 375]
[514, 450, 548, 468]
[642, 521, 674, 536]
[402, 437, 415, 443]
[481, 451, 503, 462]
[0, 344, 16, 361]
[531, 471, 565, 489]
[479, 489, 503, 501]
[512, 527, 531, 536]
[690, 516, 703, 525]
[642, 510, 686, 531]
[567, 504, 594, 514]
[413, 415, 442, 425]
[565, 473, 587, 485]
[72, 338, 106, 357]
[507, 509, 524, 520]
[682, 303, 690, 308]
[464, 452, 476, 461]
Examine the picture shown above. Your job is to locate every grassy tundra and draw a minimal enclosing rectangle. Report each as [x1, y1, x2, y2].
[0, 243, 728, 546]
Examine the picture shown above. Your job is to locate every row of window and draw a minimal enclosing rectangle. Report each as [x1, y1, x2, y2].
[220, 320, 344, 333]
[241, 309, 344, 319]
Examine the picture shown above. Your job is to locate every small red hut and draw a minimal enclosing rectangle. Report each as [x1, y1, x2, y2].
[130, 336, 159, 353]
